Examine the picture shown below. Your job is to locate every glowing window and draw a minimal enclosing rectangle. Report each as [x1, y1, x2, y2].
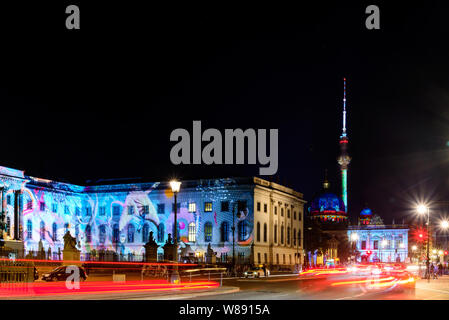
[99, 225, 106, 243]
[221, 221, 229, 242]
[204, 202, 212, 212]
[112, 205, 121, 216]
[27, 220, 32, 239]
[142, 224, 149, 243]
[127, 224, 135, 243]
[52, 223, 57, 241]
[204, 222, 213, 242]
[157, 223, 165, 242]
[40, 202, 45, 211]
[238, 221, 248, 241]
[188, 202, 196, 213]
[188, 222, 196, 242]
[64, 205, 70, 215]
[99, 206, 106, 216]
[52, 204, 58, 213]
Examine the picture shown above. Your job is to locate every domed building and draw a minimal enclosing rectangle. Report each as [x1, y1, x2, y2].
[359, 207, 373, 225]
[309, 178, 348, 223]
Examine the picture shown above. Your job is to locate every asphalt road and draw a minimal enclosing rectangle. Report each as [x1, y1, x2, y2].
[188, 275, 449, 300]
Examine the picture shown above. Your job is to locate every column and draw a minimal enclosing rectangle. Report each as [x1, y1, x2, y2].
[14, 190, 23, 240]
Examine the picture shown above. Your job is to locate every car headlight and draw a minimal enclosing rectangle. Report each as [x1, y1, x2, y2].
[244, 272, 247, 275]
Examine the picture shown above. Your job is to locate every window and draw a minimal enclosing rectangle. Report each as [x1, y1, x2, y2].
[221, 253, 228, 263]
[237, 200, 247, 212]
[373, 240, 379, 250]
[85, 225, 91, 243]
[257, 202, 261, 211]
[361, 240, 367, 250]
[188, 202, 196, 213]
[221, 222, 229, 242]
[7, 195, 11, 205]
[52, 204, 58, 213]
[52, 223, 57, 241]
[294, 211, 297, 220]
[64, 205, 70, 215]
[281, 208, 284, 217]
[40, 221, 45, 240]
[157, 223, 165, 242]
[287, 226, 290, 245]
[256, 222, 261, 242]
[264, 203, 267, 213]
[258, 252, 261, 263]
[276, 253, 279, 265]
[274, 206, 277, 215]
[221, 201, 229, 212]
[238, 252, 245, 261]
[27, 200, 33, 210]
[142, 224, 150, 243]
[142, 205, 149, 214]
[40, 202, 45, 211]
[172, 203, 180, 213]
[281, 225, 284, 244]
[264, 253, 267, 263]
[6, 217, 10, 236]
[127, 224, 135, 243]
[188, 222, 196, 242]
[157, 204, 165, 214]
[128, 206, 134, 215]
[99, 225, 106, 243]
[99, 206, 106, 216]
[287, 209, 290, 218]
[85, 207, 92, 216]
[283, 254, 286, 264]
[204, 222, 213, 242]
[298, 229, 301, 247]
[293, 228, 296, 246]
[274, 225, 277, 243]
[113, 224, 119, 243]
[238, 221, 248, 241]
[64, 223, 69, 234]
[298, 211, 302, 221]
[263, 223, 267, 242]
[204, 202, 213, 212]
[112, 205, 121, 216]
[75, 207, 81, 216]
[27, 220, 32, 239]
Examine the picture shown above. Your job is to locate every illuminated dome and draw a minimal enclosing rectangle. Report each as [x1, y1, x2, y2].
[360, 208, 373, 216]
[308, 177, 347, 222]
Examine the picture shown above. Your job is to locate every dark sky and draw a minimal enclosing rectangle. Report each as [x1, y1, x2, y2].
[1, 2, 449, 223]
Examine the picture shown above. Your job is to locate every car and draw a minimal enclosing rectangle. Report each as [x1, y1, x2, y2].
[41, 265, 88, 282]
[243, 267, 270, 278]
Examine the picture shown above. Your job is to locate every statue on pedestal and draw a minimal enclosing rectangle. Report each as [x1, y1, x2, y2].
[144, 231, 159, 262]
[63, 231, 80, 261]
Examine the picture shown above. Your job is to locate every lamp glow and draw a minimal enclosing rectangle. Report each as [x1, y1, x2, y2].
[441, 220, 449, 229]
[170, 180, 181, 193]
[412, 245, 417, 251]
[417, 204, 428, 215]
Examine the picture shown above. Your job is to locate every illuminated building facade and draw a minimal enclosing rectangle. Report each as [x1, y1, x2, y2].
[348, 210, 409, 263]
[0, 166, 304, 268]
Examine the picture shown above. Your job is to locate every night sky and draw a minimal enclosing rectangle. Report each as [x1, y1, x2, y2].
[1, 2, 449, 223]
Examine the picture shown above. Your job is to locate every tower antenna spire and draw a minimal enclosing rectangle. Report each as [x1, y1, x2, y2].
[342, 77, 347, 136]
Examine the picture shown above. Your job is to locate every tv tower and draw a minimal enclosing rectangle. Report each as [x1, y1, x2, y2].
[337, 77, 351, 213]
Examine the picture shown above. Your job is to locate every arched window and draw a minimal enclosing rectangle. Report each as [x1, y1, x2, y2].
[127, 224, 135, 243]
[204, 222, 213, 242]
[157, 223, 165, 243]
[274, 224, 277, 243]
[281, 225, 284, 244]
[85, 225, 91, 243]
[52, 223, 58, 241]
[263, 223, 267, 242]
[99, 225, 106, 243]
[221, 221, 229, 242]
[293, 228, 296, 246]
[64, 223, 69, 234]
[142, 223, 149, 243]
[256, 222, 261, 242]
[287, 226, 290, 245]
[238, 221, 248, 241]
[6, 217, 10, 237]
[40, 221, 45, 240]
[188, 222, 196, 242]
[112, 224, 119, 243]
[27, 220, 32, 239]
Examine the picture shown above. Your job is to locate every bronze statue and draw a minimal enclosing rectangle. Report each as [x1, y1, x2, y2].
[63, 231, 77, 251]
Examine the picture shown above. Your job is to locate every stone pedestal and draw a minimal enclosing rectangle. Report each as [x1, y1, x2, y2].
[0, 239, 25, 258]
[144, 242, 159, 262]
[63, 249, 80, 261]
[163, 243, 176, 262]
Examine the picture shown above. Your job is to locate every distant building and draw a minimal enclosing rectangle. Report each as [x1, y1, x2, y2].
[0, 166, 305, 269]
[348, 209, 409, 263]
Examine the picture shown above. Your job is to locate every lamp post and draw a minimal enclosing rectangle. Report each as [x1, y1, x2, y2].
[350, 232, 358, 263]
[169, 179, 181, 284]
[231, 201, 236, 276]
[417, 204, 430, 280]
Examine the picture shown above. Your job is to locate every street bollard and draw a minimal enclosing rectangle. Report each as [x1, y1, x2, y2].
[220, 272, 223, 287]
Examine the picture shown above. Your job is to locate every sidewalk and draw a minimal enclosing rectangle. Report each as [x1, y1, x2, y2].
[415, 275, 449, 299]
[123, 286, 240, 300]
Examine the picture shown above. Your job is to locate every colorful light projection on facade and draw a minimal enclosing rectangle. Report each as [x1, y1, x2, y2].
[0, 168, 254, 262]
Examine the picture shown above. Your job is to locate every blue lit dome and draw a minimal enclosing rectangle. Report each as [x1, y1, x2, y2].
[360, 208, 373, 216]
[309, 192, 346, 215]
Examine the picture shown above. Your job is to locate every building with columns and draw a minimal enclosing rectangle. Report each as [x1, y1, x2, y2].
[0, 165, 305, 269]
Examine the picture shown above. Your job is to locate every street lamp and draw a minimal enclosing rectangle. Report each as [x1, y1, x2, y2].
[417, 204, 430, 280]
[441, 220, 449, 230]
[169, 179, 181, 284]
